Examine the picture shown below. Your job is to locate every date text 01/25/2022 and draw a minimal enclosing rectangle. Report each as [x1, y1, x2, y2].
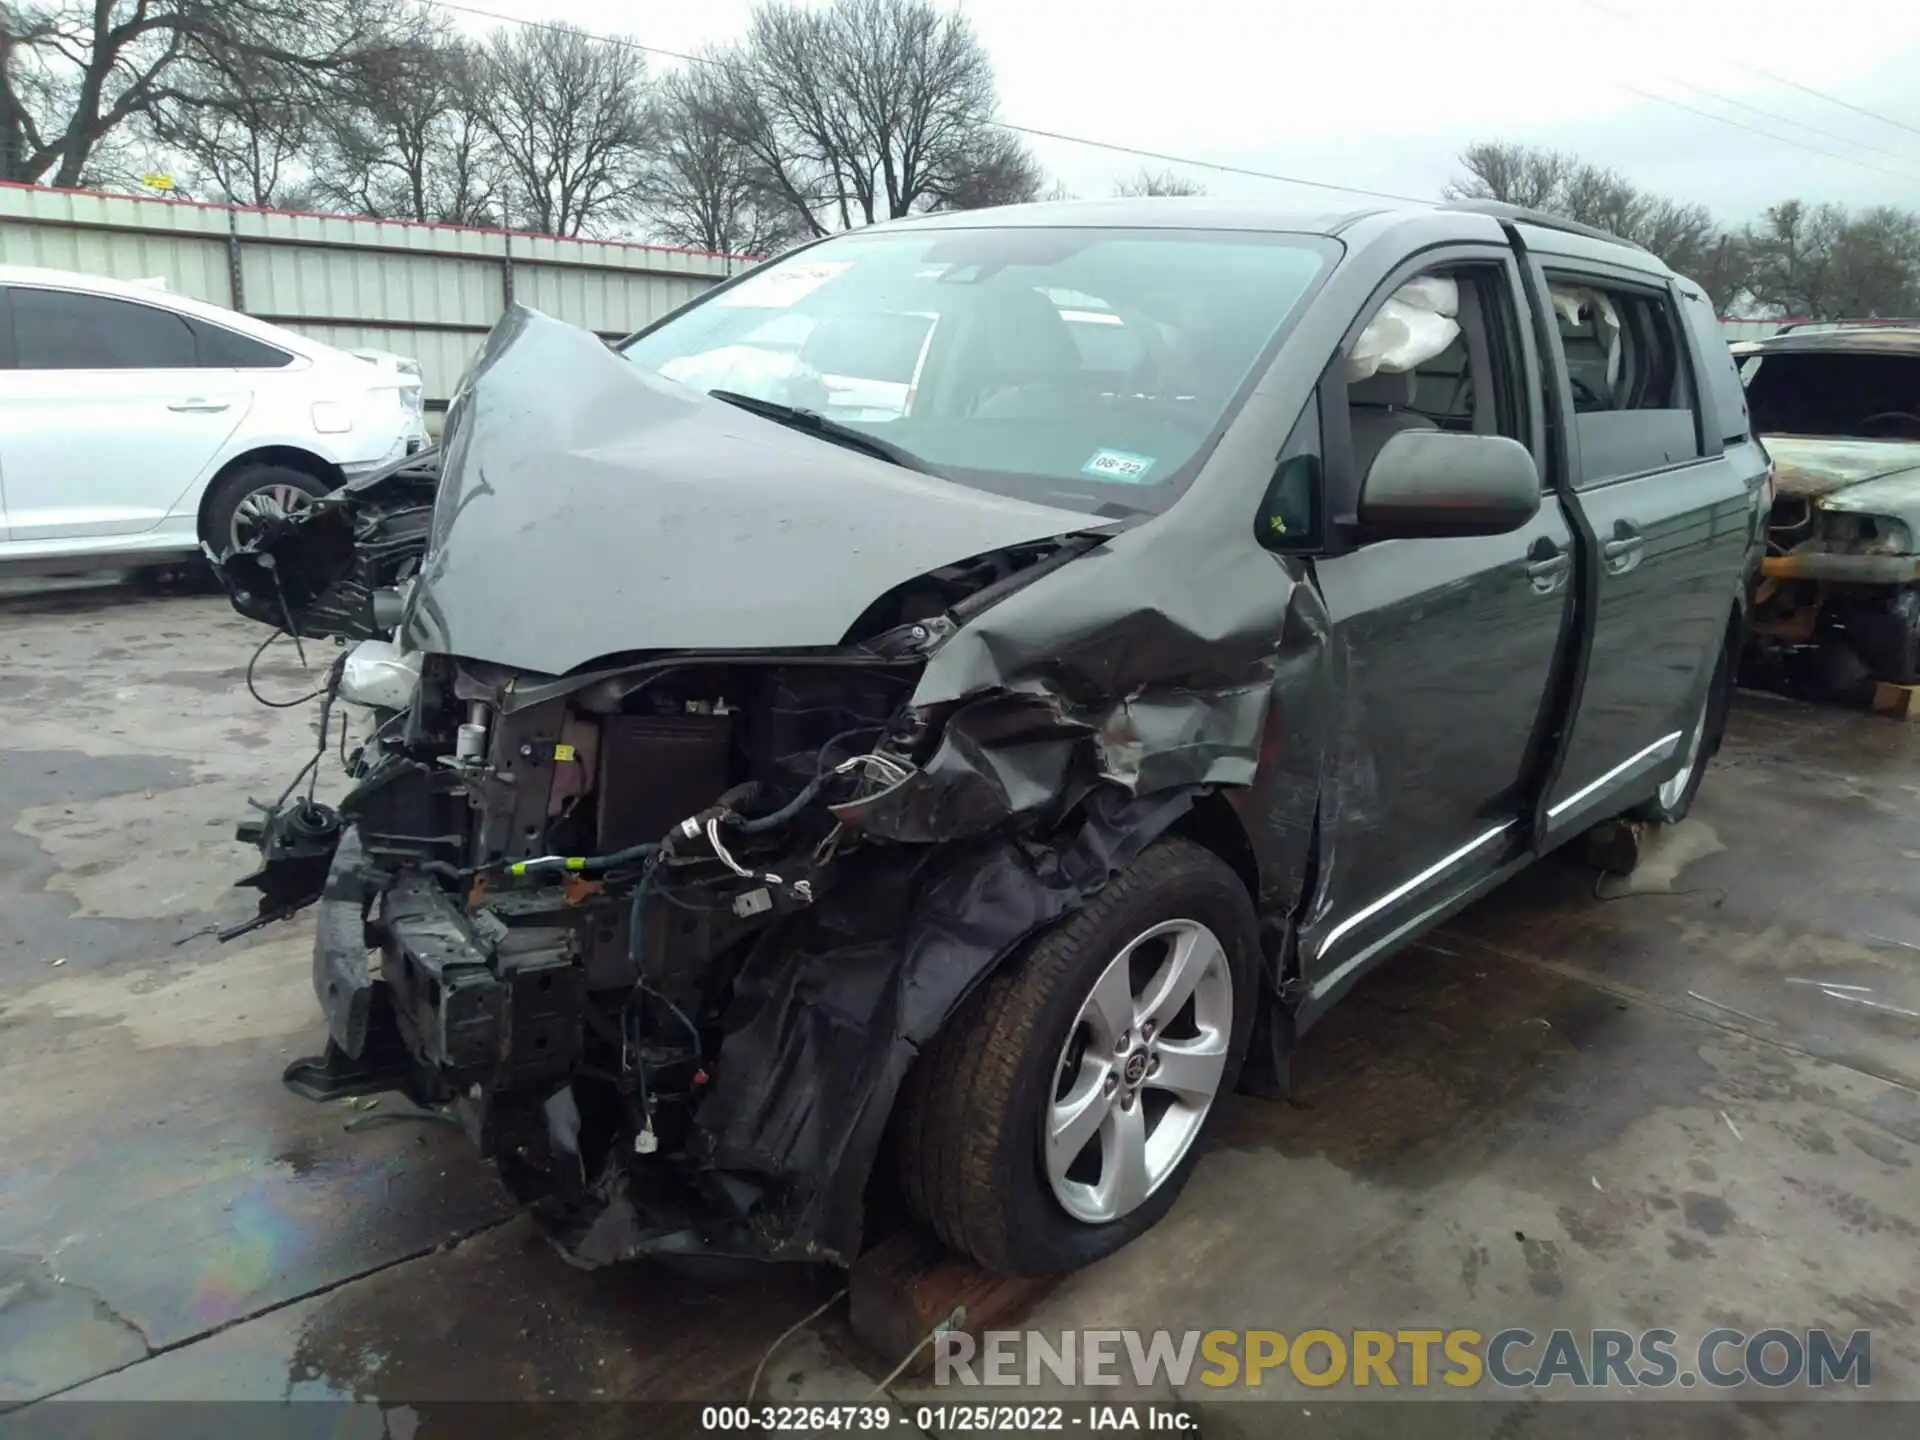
[698, 1404, 1195, 1431]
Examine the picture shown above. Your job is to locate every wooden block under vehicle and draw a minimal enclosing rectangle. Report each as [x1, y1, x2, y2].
[1870, 682, 1920, 720]
[1582, 816, 1649, 876]
[848, 1226, 1061, 1377]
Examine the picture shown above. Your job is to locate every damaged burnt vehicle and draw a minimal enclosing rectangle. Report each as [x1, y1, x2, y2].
[1734, 325, 1920, 686]
[214, 198, 1765, 1277]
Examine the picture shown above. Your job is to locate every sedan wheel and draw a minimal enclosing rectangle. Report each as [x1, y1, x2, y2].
[200, 463, 336, 559]
[1045, 919, 1233, 1225]
[230, 482, 317, 552]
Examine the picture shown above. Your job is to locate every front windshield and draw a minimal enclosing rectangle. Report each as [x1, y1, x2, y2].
[621, 226, 1336, 511]
[1745, 351, 1920, 441]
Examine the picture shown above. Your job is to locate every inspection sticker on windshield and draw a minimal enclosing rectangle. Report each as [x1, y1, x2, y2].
[715, 261, 850, 309]
[1081, 448, 1157, 483]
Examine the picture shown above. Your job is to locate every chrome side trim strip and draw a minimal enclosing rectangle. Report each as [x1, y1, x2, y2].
[1311, 821, 1516, 994]
[1546, 730, 1683, 821]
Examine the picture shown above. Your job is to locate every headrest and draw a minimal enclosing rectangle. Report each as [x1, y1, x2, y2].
[1348, 369, 1418, 407]
[978, 287, 1079, 373]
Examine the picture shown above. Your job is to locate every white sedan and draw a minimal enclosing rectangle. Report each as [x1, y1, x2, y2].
[0, 267, 428, 573]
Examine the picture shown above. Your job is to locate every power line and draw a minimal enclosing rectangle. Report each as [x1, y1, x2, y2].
[1571, 0, 1920, 177]
[1657, 77, 1918, 168]
[1577, 0, 1920, 144]
[420, 0, 1429, 204]
[985, 124, 1427, 203]
[429, 0, 702, 64]
[1618, 80, 1920, 186]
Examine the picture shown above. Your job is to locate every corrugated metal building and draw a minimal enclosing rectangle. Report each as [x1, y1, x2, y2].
[0, 184, 746, 403]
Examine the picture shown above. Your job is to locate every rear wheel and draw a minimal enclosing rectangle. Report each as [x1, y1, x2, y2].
[1636, 645, 1732, 825]
[201, 463, 333, 557]
[895, 839, 1259, 1275]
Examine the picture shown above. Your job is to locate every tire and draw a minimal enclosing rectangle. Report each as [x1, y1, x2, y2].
[1635, 644, 1732, 825]
[895, 838, 1260, 1275]
[1839, 587, 1920, 686]
[200, 463, 333, 557]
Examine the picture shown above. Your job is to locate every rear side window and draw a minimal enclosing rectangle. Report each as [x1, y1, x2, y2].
[11, 287, 196, 369]
[1545, 272, 1703, 486]
[190, 319, 294, 369]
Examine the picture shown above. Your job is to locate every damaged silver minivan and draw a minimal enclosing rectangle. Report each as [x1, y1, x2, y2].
[217, 199, 1765, 1276]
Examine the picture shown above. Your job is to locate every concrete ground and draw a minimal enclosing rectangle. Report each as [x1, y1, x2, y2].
[2, 584, 1917, 1435]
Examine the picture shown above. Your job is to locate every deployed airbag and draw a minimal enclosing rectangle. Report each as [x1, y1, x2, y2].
[1347, 275, 1460, 381]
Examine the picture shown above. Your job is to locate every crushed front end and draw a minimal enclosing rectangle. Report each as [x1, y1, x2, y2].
[1737, 337, 1920, 687]
[302, 641, 931, 1263]
[212, 304, 1312, 1268]
[1750, 436, 1920, 686]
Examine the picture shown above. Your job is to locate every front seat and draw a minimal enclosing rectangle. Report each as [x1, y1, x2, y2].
[962, 288, 1084, 418]
[1348, 370, 1437, 479]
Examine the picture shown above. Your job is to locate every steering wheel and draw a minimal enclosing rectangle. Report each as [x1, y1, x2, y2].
[1858, 411, 1920, 440]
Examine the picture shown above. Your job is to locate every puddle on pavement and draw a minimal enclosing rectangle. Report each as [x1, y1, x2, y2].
[283, 1219, 845, 1404]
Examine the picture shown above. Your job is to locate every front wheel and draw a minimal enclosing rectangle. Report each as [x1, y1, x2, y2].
[894, 838, 1259, 1275]
[1838, 587, 1920, 686]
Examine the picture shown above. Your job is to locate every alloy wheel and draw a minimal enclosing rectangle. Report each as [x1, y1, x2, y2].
[1043, 918, 1234, 1225]
[1656, 691, 1709, 812]
[229, 483, 315, 552]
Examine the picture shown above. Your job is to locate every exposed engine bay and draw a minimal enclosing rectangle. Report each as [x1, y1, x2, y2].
[318, 640, 926, 1262]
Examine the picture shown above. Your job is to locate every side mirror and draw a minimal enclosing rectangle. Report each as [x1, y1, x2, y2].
[1357, 430, 1541, 539]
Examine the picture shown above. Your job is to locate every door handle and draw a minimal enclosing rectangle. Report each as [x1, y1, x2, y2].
[1601, 532, 1645, 572]
[168, 398, 231, 413]
[1525, 544, 1571, 594]
[1528, 552, 1574, 599]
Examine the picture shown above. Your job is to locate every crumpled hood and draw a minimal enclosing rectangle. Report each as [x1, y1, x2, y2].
[401, 306, 1102, 675]
[1819, 470, 1920, 520]
[1765, 435, 1920, 500]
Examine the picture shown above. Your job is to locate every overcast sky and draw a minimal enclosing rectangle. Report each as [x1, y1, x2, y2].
[454, 0, 1920, 222]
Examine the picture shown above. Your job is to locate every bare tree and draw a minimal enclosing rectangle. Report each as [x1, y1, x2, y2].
[931, 126, 1043, 210]
[0, 0, 423, 187]
[1443, 140, 1751, 309]
[1745, 200, 1920, 318]
[1692, 233, 1752, 316]
[1442, 141, 1571, 211]
[715, 0, 1040, 234]
[1446, 141, 1639, 229]
[1557, 160, 1645, 239]
[1113, 167, 1205, 198]
[641, 60, 804, 255]
[146, 49, 318, 205]
[314, 32, 502, 224]
[1828, 205, 1920, 317]
[481, 22, 652, 237]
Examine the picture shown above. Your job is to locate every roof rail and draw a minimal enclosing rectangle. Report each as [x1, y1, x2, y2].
[1438, 199, 1650, 253]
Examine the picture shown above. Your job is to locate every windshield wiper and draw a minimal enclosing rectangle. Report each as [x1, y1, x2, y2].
[707, 389, 943, 477]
